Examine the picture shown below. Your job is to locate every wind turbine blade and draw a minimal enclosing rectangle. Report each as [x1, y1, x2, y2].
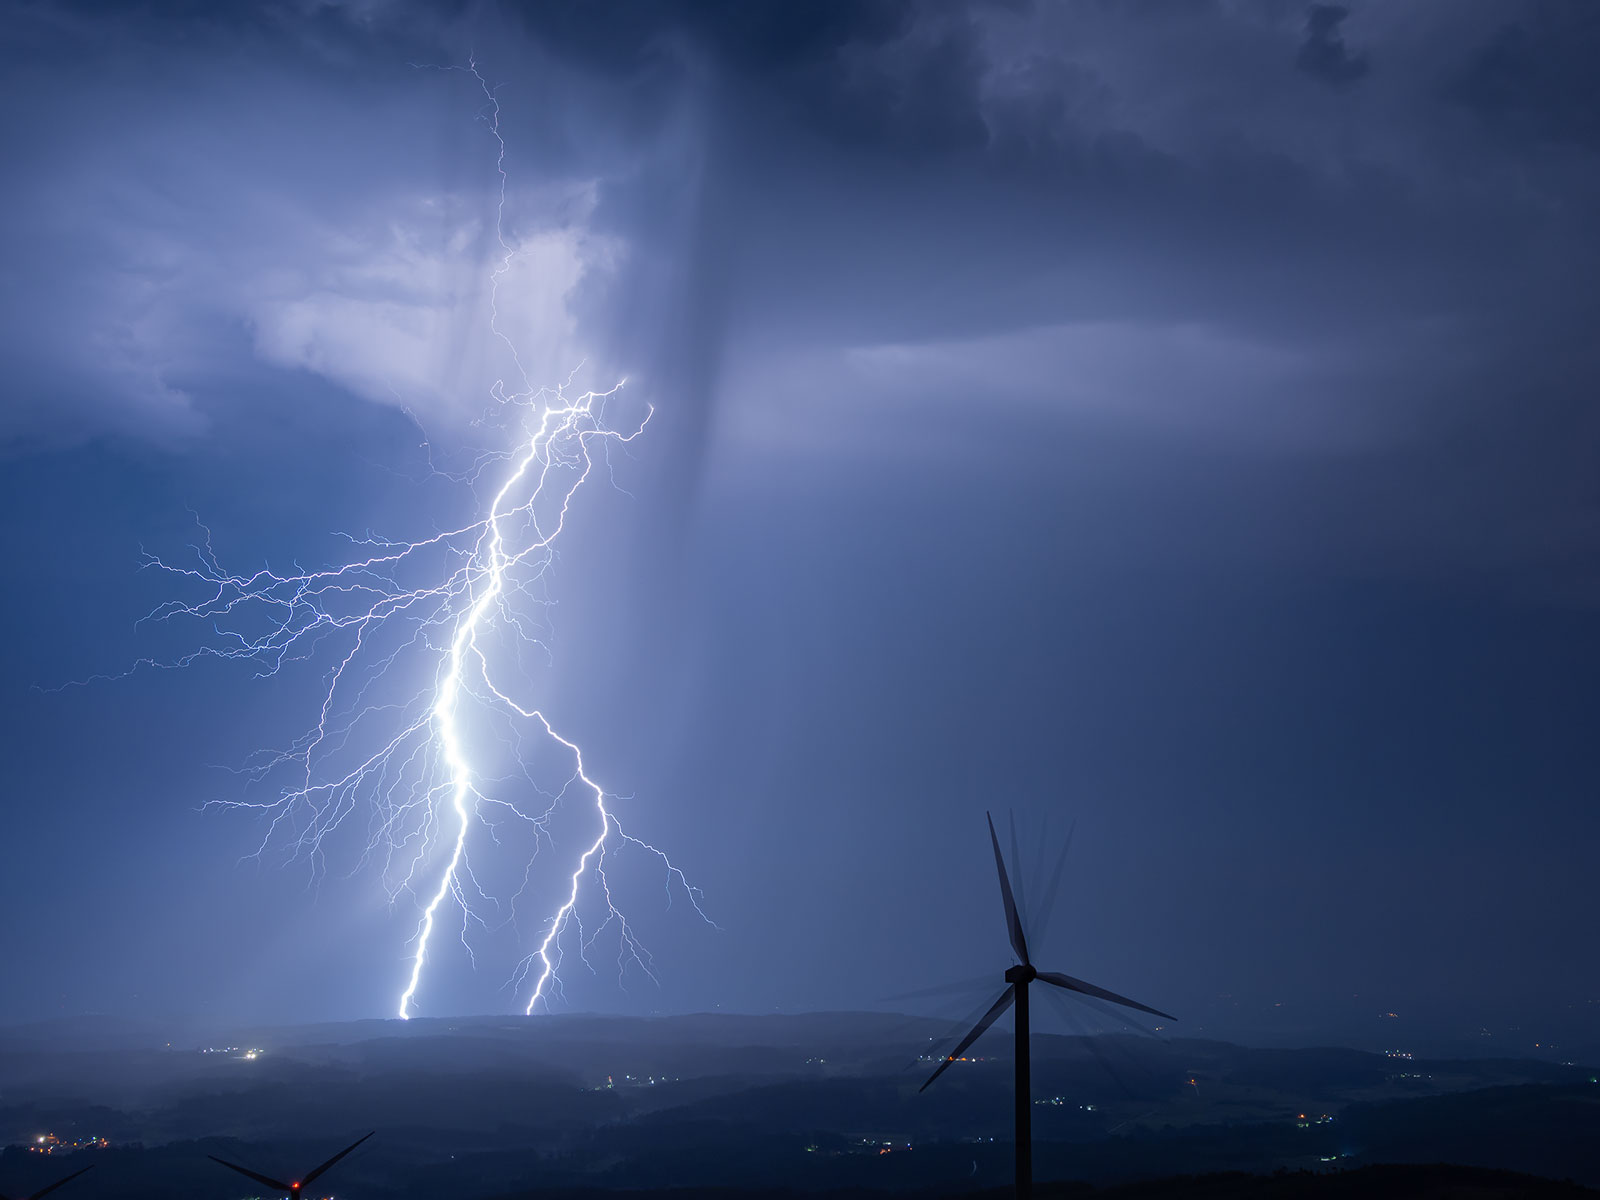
[1036, 984, 1156, 1097]
[207, 1156, 292, 1192]
[904, 987, 1013, 1076]
[1037, 970, 1176, 1021]
[918, 985, 1014, 1093]
[1030, 817, 1076, 949]
[302, 1131, 374, 1185]
[986, 811, 1029, 965]
[1098, 985, 1175, 1034]
[1054, 984, 1167, 1037]
[28, 1166, 94, 1200]
[879, 972, 1000, 1004]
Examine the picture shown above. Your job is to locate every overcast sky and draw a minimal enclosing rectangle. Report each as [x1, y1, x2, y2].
[3, 0, 1598, 1047]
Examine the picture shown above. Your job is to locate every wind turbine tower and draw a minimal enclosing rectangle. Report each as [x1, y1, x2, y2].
[919, 813, 1174, 1199]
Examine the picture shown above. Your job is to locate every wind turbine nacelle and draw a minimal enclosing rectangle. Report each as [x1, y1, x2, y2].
[1005, 964, 1037, 984]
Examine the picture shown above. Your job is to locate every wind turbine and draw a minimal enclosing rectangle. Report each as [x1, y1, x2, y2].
[208, 1132, 373, 1199]
[919, 813, 1174, 1200]
[0, 1165, 93, 1200]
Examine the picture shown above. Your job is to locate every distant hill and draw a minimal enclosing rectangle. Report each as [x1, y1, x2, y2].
[1, 1012, 1596, 1198]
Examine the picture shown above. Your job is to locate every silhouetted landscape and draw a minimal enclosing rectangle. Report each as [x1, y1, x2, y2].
[2, 1013, 1597, 1198]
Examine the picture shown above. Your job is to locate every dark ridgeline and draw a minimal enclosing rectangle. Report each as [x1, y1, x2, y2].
[920, 813, 1175, 1200]
[208, 1132, 373, 1199]
[0, 1165, 94, 1200]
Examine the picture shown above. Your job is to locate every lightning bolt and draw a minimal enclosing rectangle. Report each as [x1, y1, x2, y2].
[93, 61, 711, 1018]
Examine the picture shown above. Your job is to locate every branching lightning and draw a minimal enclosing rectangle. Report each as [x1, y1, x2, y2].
[100, 61, 710, 1018]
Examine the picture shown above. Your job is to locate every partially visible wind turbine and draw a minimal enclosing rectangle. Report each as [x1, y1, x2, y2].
[208, 1132, 373, 1200]
[0, 1164, 94, 1200]
[919, 813, 1174, 1200]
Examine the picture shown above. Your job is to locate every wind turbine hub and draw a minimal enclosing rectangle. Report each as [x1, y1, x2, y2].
[1005, 964, 1037, 984]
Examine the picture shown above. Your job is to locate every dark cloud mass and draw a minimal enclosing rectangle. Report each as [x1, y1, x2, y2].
[1450, 6, 1600, 149]
[1, 0, 1597, 1040]
[1296, 4, 1369, 88]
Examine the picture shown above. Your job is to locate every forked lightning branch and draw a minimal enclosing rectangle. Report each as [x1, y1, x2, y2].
[139, 378, 704, 1017]
[111, 64, 709, 1018]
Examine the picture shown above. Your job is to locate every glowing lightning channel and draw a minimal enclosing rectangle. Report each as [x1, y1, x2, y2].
[399, 398, 600, 1020]
[89, 61, 711, 1020]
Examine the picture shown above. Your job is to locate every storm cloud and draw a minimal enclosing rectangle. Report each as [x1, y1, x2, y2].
[2, 1, 1598, 1032]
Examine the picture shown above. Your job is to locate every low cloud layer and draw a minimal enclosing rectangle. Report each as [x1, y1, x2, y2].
[7, 0, 1597, 587]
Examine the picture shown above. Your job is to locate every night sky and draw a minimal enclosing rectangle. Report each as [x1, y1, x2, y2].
[2, 1, 1597, 1043]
